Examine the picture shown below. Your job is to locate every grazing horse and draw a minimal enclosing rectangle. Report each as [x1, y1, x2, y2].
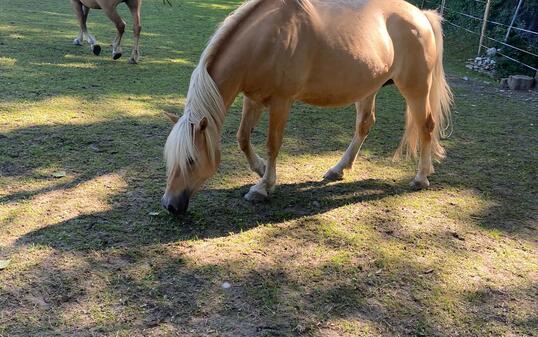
[162, 0, 453, 215]
[70, 0, 142, 63]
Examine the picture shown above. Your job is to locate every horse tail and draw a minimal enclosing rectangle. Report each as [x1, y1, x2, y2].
[422, 10, 453, 161]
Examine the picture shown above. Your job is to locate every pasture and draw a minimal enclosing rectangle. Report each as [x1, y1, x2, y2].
[1, 0, 537, 336]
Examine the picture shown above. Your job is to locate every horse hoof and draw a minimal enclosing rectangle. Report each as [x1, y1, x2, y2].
[73, 38, 82, 46]
[323, 169, 343, 182]
[113, 52, 122, 60]
[92, 45, 101, 56]
[409, 178, 430, 190]
[244, 189, 268, 202]
[128, 58, 138, 64]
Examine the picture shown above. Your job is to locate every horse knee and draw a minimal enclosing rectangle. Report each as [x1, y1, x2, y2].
[358, 115, 375, 137]
[117, 20, 126, 34]
[237, 132, 250, 152]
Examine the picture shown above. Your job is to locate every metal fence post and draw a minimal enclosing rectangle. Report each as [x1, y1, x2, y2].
[478, 0, 492, 56]
[504, 0, 524, 42]
[440, 0, 446, 15]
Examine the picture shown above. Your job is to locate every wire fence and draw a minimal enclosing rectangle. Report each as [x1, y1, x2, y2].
[415, 0, 538, 73]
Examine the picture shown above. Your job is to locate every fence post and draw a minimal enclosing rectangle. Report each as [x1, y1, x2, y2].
[478, 0, 492, 56]
[440, 0, 446, 15]
[504, 0, 524, 42]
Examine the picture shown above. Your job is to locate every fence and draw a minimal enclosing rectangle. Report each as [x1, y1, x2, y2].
[414, 0, 538, 75]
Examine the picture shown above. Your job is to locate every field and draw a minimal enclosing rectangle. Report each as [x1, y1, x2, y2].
[1, 0, 537, 336]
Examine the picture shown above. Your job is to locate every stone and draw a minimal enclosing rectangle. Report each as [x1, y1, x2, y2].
[508, 75, 534, 91]
[499, 78, 509, 90]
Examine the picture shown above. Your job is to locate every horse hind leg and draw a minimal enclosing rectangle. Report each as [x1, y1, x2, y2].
[324, 93, 376, 181]
[397, 84, 435, 190]
[103, 6, 126, 60]
[237, 97, 266, 178]
[126, 0, 142, 64]
[70, 1, 100, 55]
[82, 6, 101, 56]
[70, 0, 85, 46]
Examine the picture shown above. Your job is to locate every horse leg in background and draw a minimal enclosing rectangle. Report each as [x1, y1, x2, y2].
[324, 93, 377, 181]
[237, 97, 266, 177]
[126, 0, 142, 64]
[70, 0, 101, 55]
[103, 5, 126, 60]
[244, 98, 292, 202]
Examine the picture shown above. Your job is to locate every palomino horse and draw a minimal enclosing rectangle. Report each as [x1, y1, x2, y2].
[70, 0, 142, 63]
[162, 0, 453, 215]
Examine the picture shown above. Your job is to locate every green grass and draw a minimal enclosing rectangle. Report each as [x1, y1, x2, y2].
[1, 1, 537, 336]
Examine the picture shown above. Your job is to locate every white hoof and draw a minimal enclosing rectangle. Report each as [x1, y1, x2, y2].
[244, 185, 268, 202]
[410, 177, 430, 190]
[323, 169, 344, 182]
[73, 38, 82, 46]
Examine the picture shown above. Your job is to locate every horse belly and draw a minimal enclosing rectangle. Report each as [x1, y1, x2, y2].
[297, 48, 393, 107]
[80, 0, 102, 9]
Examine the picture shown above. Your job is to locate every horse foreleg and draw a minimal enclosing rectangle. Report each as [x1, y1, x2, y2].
[103, 7, 126, 60]
[70, 0, 85, 45]
[324, 93, 377, 181]
[237, 97, 266, 177]
[127, 0, 142, 64]
[244, 98, 292, 202]
[82, 6, 100, 55]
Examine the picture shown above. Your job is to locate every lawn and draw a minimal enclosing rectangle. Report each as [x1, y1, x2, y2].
[1, 0, 537, 336]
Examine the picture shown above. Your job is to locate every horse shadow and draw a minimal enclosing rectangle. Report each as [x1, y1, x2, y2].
[16, 177, 412, 252]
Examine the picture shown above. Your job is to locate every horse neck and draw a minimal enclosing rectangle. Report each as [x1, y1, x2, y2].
[208, 53, 244, 114]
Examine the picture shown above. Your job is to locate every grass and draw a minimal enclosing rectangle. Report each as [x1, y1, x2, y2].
[1, 0, 537, 336]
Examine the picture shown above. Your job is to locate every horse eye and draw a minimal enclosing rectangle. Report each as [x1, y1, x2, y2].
[188, 158, 195, 166]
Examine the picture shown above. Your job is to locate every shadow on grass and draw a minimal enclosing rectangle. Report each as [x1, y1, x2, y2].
[15, 178, 410, 251]
[6, 221, 538, 336]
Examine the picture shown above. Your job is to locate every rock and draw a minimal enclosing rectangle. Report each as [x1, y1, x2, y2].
[500, 78, 509, 90]
[486, 47, 497, 57]
[508, 75, 534, 91]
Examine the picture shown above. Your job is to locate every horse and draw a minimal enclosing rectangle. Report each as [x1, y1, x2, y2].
[162, 0, 453, 215]
[70, 0, 142, 64]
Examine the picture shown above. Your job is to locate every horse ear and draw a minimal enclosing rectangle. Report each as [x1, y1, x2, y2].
[199, 117, 208, 131]
[164, 112, 179, 124]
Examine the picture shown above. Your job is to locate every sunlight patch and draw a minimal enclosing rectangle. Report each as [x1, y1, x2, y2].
[31, 62, 97, 69]
[0, 57, 17, 67]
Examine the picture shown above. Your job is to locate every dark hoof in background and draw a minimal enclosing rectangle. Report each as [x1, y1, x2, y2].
[128, 58, 138, 64]
[113, 52, 122, 60]
[92, 45, 101, 56]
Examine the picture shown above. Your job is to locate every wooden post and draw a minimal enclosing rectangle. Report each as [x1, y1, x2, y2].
[440, 0, 446, 15]
[478, 0, 492, 56]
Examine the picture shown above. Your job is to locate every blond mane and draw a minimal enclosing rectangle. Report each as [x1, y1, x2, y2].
[164, 0, 265, 176]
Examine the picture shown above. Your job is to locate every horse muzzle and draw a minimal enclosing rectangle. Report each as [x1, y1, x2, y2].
[162, 190, 190, 216]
